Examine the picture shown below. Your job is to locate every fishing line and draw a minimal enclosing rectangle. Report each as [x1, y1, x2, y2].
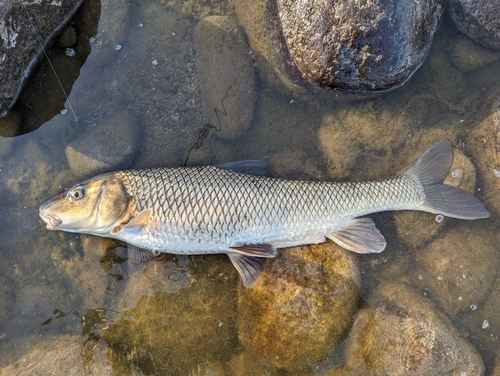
[20, 2, 78, 123]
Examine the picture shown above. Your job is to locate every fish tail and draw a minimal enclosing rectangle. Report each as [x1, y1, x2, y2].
[405, 140, 491, 220]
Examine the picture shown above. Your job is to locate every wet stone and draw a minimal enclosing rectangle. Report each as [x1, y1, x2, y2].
[448, 32, 500, 73]
[237, 242, 360, 372]
[458, 266, 500, 368]
[342, 281, 485, 375]
[468, 94, 500, 217]
[267, 0, 445, 93]
[413, 222, 498, 316]
[65, 109, 140, 177]
[101, 267, 238, 375]
[449, 0, 500, 50]
[194, 15, 256, 140]
[0, 0, 84, 117]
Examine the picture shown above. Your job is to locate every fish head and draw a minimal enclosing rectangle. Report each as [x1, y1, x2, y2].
[39, 173, 132, 235]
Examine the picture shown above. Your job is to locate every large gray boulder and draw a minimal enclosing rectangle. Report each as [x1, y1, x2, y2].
[272, 0, 446, 93]
[0, 0, 84, 117]
[237, 0, 445, 94]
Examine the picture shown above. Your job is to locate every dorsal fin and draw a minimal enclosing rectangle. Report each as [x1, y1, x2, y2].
[215, 160, 270, 176]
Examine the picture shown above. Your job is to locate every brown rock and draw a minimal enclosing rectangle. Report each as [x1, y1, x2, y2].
[237, 242, 360, 371]
[343, 282, 484, 375]
[413, 222, 498, 316]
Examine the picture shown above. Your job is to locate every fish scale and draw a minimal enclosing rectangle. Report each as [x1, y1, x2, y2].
[113, 167, 424, 253]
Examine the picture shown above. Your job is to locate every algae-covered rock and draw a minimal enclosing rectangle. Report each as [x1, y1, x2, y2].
[237, 242, 360, 372]
[194, 16, 256, 140]
[413, 222, 497, 316]
[0, 334, 112, 376]
[342, 281, 485, 375]
[101, 261, 238, 375]
[65, 109, 140, 177]
[394, 148, 478, 248]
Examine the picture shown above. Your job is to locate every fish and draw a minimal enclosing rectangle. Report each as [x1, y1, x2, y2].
[39, 140, 490, 287]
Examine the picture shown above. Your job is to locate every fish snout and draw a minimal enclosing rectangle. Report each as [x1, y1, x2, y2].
[39, 199, 63, 230]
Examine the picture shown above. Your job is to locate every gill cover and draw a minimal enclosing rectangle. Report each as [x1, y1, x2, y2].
[39, 173, 132, 235]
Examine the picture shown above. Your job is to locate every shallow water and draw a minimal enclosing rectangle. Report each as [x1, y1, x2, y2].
[0, 0, 499, 374]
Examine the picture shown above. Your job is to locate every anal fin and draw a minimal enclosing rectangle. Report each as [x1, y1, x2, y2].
[327, 217, 386, 254]
[228, 254, 267, 288]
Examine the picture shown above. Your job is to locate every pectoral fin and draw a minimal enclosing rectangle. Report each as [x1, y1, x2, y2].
[111, 208, 152, 235]
[327, 217, 386, 254]
[229, 243, 278, 257]
[228, 254, 267, 288]
[127, 245, 159, 274]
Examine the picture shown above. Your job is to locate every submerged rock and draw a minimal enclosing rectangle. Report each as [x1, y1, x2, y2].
[101, 269, 238, 375]
[194, 16, 256, 140]
[237, 242, 360, 371]
[459, 270, 500, 369]
[237, 0, 445, 94]
[0, 0, 84, 117]
[468, 94, 500, 217]
[0, 334, 112, 375]
[413, 222, 497, 316]
[342, 282, 484, 375]
[449, 0, 500, 50]
[65, 109, 140, 177]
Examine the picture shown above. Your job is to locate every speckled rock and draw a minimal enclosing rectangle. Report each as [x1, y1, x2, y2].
[449, 0, 500, 50]
[394, 148, 478, 248]
[194, 16, 256, 140]
[342, 282, 485, 375]
[237, 242, 360, 372]
[237, 0, 445, 94]
[468, 94, 500, 217]
[0, 0, 84, 117]
[0, 335, 112, 376]
[65, 109, 140, 177]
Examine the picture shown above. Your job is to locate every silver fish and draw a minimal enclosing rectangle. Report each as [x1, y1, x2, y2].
[39, 140, 490, 286]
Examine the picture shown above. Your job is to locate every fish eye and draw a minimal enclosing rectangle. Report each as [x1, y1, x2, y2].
[69, 187, 86, 200]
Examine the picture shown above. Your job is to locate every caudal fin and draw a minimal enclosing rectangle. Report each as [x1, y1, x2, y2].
[405, 140, 491, 220]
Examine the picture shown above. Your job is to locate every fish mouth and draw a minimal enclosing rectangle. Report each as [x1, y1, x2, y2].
[39, 212, 62, 230]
